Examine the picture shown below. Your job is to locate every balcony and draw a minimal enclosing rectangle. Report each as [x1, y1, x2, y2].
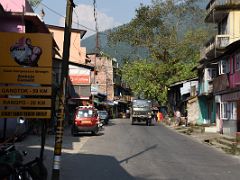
[213, 74, 229, 93]
[205, 0, 240, 23]
[204, 34, 230, 59]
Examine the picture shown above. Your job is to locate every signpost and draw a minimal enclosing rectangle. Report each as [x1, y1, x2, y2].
[0, 32, 53, 167]
[0, 86, 52, 96]
[0, 110, 51, 118]
[0, 98, 51, 107]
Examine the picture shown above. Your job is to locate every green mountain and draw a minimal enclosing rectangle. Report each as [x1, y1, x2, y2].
[82, 31, 149, 66]
[82, 0, 210, 66]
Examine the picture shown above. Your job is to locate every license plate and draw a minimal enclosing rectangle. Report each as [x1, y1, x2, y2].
[81, 121, 92, 124]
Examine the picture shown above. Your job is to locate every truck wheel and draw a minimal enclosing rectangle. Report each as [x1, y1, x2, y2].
[146, 120, 149, 126]
[131, 117, 135, 125]
[149, 119, 152, 126]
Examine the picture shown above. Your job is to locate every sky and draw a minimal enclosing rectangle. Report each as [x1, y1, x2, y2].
[34, 0, 153, 38]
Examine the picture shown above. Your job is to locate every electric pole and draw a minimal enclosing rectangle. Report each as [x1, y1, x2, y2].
[51, 0, 75, 179]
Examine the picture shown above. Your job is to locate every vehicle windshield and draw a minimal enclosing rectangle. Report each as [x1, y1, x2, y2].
[77, 109, 93, 118]
[132, 100, 151, 108]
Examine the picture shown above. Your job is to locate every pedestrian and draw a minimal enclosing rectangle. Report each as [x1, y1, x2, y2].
[157, 111, 163, 123]
[175, 109, 181, 126]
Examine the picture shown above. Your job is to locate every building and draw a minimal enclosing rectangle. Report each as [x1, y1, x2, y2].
[48, 25, 94, 109]
[195, 0, 240, 136]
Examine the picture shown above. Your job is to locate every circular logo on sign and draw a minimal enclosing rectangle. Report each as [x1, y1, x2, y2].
[10, 37, 42, 67]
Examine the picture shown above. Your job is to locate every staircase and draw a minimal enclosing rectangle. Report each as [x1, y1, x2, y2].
[210, 135, 240, 155]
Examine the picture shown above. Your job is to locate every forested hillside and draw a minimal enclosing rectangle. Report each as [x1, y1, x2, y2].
[83, 0, 215, 104]
[82, 0, 212, 65]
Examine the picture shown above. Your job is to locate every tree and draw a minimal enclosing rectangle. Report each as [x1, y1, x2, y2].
[108, 0, 214, 105]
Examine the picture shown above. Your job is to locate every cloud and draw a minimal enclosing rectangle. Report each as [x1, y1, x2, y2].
[59, 4, 121, 38]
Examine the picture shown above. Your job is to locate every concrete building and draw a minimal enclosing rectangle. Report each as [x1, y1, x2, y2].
[196, 0, 240, 136]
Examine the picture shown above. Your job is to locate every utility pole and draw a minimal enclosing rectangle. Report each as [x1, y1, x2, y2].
[51, 1, 75, 179]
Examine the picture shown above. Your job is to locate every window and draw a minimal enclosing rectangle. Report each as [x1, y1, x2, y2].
[206, 68, 217, 80]
[235, 53, 240, 71]
[219, 59, 229, 75]
[221, 102, 237, 120]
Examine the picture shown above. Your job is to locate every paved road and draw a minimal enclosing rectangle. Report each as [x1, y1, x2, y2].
[17, 118, 240, 180]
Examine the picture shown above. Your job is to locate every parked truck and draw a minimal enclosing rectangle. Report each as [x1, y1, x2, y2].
[130, 99, 153, 126]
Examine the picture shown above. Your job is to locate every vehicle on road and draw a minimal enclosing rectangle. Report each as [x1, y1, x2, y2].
[71, 106, 102, 136]
[131, 99, 153, 126]
[97, 110, 109, 125]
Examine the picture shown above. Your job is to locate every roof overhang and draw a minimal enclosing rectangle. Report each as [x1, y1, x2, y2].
[47, 24, 87, 39]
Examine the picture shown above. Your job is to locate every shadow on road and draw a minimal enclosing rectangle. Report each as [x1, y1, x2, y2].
[15, 126, 135, 180]
[119, 144, 158, 164]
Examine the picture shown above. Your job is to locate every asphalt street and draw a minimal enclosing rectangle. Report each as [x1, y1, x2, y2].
[16, 118, 240, 180]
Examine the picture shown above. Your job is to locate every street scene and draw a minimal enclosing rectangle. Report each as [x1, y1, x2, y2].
[15, 119, 240, 180]
[1, 0, 240, 180]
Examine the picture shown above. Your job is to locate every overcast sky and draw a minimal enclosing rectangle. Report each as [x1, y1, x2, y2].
[34, 0, 152, 37]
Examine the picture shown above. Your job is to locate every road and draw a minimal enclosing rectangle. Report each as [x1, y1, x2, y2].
[62, 118, 240, 180]
[17, 118, 240, 180]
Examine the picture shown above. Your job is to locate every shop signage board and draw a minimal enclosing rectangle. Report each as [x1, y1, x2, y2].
[0, 110, 51, 118]
[0, 98, 51, 107]
[69, 75, 90, 84]
[0, 86, 52, 96]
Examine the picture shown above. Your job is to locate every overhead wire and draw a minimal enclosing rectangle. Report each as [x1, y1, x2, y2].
[39, 1, 109, 36]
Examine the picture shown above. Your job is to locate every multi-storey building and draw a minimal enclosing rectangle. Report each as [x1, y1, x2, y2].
[48, 25, 94, 108]
[196, 0, 240, 136]
[86, 53, 132, 118]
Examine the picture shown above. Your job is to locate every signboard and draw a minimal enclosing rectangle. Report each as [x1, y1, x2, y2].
[0, 67, 52, 84]
[0, 98, 51, 107]
[0, 32, 52, 67]
[0, 86, 52, 96]
[0, 110, 51, 118]
[69, 75, 90, 84]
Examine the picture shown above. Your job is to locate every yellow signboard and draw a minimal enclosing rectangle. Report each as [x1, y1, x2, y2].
[0, 32, 52, 67]
[0, 98, 52, 107]
[0, 110, 51, 118]
[0, 86, 52, 96]
[0, 67, 52, 85]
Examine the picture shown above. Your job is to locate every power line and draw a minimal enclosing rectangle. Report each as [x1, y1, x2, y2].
[40, 2, 109, 36]
[40, 2, 95, 32]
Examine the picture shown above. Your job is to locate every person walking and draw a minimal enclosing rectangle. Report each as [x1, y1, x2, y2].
[157, 111, 163, 123]
[175, 109, 181, 126]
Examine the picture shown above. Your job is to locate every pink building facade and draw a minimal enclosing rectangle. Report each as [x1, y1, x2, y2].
[213, 40, 240, 136]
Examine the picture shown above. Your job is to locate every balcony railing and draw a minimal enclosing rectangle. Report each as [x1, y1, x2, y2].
[213, 74, 229, 93]
[204, 34, 230, 57]
[216, 34, 230, 48]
